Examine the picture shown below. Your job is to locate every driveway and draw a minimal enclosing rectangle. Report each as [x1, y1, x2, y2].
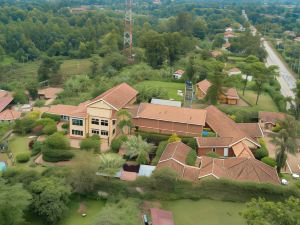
[264, 134, 300, 174]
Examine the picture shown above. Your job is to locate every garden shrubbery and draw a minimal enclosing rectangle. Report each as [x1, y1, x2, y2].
[42, 149, 74, 162]
[206, 151, 220, 158]
[151, 141, 168, 165]
[111, 135, 128, 153]
[16, 153, 30, 163]
[254, 138, 269, 160]
[261, 157, 276, 167]
[80, 135, 101, 152]
[41, 113, 61, 122]
[186, 150, 197, 166]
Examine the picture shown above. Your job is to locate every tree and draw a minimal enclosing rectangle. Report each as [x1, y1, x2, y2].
[176, 13, 193, 35]
[37, 57, 62, 85]
[68, 153, 98, 195]
[151, 168, 178, 192]
[98, 153, 125, 178]
[124, 135, 153, 164]
[30, 177, 71, 224]
[242, 197, 300, 225]
[89, 55, 101, 78]
[271, 116, 297, 174]
[290, 80, 300, 120]
[117, 109, 133, 135]
[13, 90, 28, 104]
[193, 18, 207, 39]
[0, 179, 31, 225]
[168, 134, 181, 143]
[80, 135, 101, 152]
[45, 132, 70, 150]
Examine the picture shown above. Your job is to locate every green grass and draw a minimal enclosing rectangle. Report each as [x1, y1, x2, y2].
[27, 198, 106, 225]
[238, 90, 278, 112]
[8, 135, 31, 155]
[162, 199, 246, 225]
[135, 80, 185, 101]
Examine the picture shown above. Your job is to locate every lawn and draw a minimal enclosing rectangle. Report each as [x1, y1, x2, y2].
[135, 80, 185, 101]
[28, 198, 106, 225]
[8, 135, 31, 156]
[238, 90, 278, 112]
[162, 199, 246, 225]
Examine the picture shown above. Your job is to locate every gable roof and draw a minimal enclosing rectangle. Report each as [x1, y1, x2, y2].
[259, 111, 286, 125]
[198, 156, 280, 185]
[226, 88, 239, 99]
[174, 70, 185, 75]
[204, 105, 260, 147]
[0, 96, 13, 112]
[0, 109, 21, 121]
[196, 80, 239, 99]
[88, 83, 138, 110]
[196, 137, 234, 147]
[231, 142, 254, 159]
[236, 123, 264, 139]
[135, 103, 206, 126]
[47, 104, 80, 117]
[38, 87, 63, 99]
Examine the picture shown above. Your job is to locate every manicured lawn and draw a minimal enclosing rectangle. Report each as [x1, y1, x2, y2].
[135, 80, 185, 101]
[8, 135, 31, 155]
[162, 199, 246, 225]
[238, 90, 278, 112]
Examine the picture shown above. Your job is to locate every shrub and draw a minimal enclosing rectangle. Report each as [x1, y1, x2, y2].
[34, 99, 45, 107]
[41, 113, 61, 122]
[186, 150, 197, 166]
[151, 141, 168, 165]
[183, 138, 198, 149]
[45, 132, 70, 150]
[136, 131, 169, 145]
[42, 123, 57, 135]
[261, 157, 276, 167]
[168, 134, 181, 143]
[31, 141, 44, 156]
[206, 151, 220, 158]
[80, 135, 100, 152]
[61, 123, 69, 129]
[272, 123, 281, 132]
[111, 138, 122, 153]
[16, 153, 30, 163]
[254, 139, 269, 160]
[42, 149, 74, 162]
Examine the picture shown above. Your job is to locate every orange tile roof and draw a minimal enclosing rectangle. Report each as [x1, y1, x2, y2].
[259, 111, 286, 125]
[204, 105, 260, 147]
[226, 88, 239, 99]
[135, 103, 206, 126]
[196, 137, 233, 147]
[228, 68, 241, 73]
[196, 79, 211, 94]
[0, 96, 13, 112]
[232, 142, 254, 159]
[0, 90, 11, 98]
[174, 70, 185, 75]
[211, 50, 222, 58]
[198, 156, 280, 185]
[120, 170, 138, 181]
[150, 208, 174, 225]
[236, 123, 264, 139]
[88, 83, 138, 110]
[0, 109, 21, 121]
[46, 104, 80, 117]
[38, 87, 63, 99]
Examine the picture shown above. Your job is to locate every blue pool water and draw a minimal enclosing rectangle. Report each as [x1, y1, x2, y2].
[0, 161, 6, 171]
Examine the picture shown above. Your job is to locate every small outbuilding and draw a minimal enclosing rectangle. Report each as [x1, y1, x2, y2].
[173, 70, 185, 79]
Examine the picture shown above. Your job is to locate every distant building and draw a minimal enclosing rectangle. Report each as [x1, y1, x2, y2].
[258, 111, 286, 130]
[0, 109, 21, 123]
[151, 98, 181, 107]
[225, 27, 233, 32]
[210, 50, 222, 58]
[228, 68, 242, 76]
[0, 90, 13, 113]
[173, 70, 185, 79]
[38, 87, 63, 100]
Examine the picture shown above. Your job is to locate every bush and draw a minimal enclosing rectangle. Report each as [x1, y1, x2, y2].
[218, 106, 258, 123]
[186, 150, 197, 166]
[261, 157, 276, 167]
[183, 137, 198, 149]
[80, 135, 100, 152]
[272, 123, 281, 132]
[168, 134, 181, 143]
[254, 138, 269, 160]
[42, 123, 57, 135]
[111, 138, 122, 153]
[151, 141, 168, 165]
[41, 113, 61, 122]
[206, 151, 220, 158]
[16, 153, 30, 163]
[31, 141, 44, 156]
[61, 123, 69, 129]
[34, 99, 45, 107]
[45, 132, 70, 150]
[42, 149, 74, 162]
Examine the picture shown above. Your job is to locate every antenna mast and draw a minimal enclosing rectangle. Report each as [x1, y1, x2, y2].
[124, 0, 133, 63]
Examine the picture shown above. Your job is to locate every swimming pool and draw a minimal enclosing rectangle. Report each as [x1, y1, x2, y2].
[0, 161, 6, 171]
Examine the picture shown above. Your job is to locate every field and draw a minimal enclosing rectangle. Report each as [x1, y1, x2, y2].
[162, 199, 246, 225]
[135, 80, 185, 101]
[238, 90, 278, 112]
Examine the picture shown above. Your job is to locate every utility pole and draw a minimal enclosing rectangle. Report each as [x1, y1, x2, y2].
[124, 0, 134, 63]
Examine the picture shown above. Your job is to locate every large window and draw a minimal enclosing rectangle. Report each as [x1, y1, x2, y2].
[72, 118, 83, 126]
[92, 129, 99, 134]
[91, 118, 99, 125]
[101, 120, 108, 126]
[72, 130, 83, 136]
[101, 130, 108, 136]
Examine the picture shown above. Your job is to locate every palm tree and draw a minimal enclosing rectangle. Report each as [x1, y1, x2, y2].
[205, 73, 234, 105]
[124, 135, 153, 164]
[117, 109, 133, 134]
[271, 116, 297, 174]
[98, 153, 125, 178]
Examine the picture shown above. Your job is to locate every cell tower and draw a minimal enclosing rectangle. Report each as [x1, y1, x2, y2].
[124, 0, 133, 62]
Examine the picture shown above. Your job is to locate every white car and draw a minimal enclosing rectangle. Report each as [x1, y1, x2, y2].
[292, 173, 300, 179]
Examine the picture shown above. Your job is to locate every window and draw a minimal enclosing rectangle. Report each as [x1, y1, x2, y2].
[72, 119, 83, 126]
[112, 120, 116, 125]
[61, 115, 69, 121]
[101, 130, 109, 136]
[92, 129, 99, 134]
[101, 120, 108, 126]
[72, 130, 83, 136]
[91, 118, 99, 125]
[113, 129, 116, 135]
[212, 147, 216, 152]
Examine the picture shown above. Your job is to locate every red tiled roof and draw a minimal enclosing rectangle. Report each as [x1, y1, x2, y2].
[259, 111, 286, 125]
[198, 156, 280, 185]
[197, 137, 233, 147]
[236, 123, 264, 139]
[120, 170, 138, 181]
[228, 68, 241, 73]
[232, 142, 254, 159]
[0, 90, 11, 98]
[150, 208, 174, 225]
[88, 83, 138, 110]
[196, 79, 211, 94]
[226, 88, 239, 99]
[0, 109, 21, 121]
[174, 70, 185, 75]
[135, 103, 206, 126]
[46, 104, 80, 117]
[38, 87, 63, 99]
[0, 96, 13, 112]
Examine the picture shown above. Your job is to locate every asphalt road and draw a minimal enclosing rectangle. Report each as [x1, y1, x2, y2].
[263, 41, 296, 99]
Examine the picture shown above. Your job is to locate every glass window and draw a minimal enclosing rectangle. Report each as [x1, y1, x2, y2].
[92, 129, 99, 134]
[112, 120, 116, 125]
[212, 147, 216, 152]
[101, 130, 108, 136]
[72, 119, 83, 126]
[101, 120, 108, 126]
[91, 118, 99, 125]
[72, 130, 83, 136]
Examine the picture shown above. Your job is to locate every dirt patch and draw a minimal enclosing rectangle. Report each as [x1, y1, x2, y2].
[77, 202, 87, 214]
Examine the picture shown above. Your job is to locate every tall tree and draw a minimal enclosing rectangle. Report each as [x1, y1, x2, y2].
[290, 80, 300, 120]
[0, 179, 31, 225]
[117, 109, 133, 135]
[124, 135, 153, 164]
[271, 116, 297, 174]
[37, 57, 62, 85]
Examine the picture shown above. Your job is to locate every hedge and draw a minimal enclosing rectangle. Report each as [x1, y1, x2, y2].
[111, 135, 128, 153]
[41, 113, 61, 122]
[42, 149, 74, 162]
[16, 153, 30, 163]
[186, 150, 197, 166]
[151, 141, 168, 165]
[261, 157, 276, 168]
